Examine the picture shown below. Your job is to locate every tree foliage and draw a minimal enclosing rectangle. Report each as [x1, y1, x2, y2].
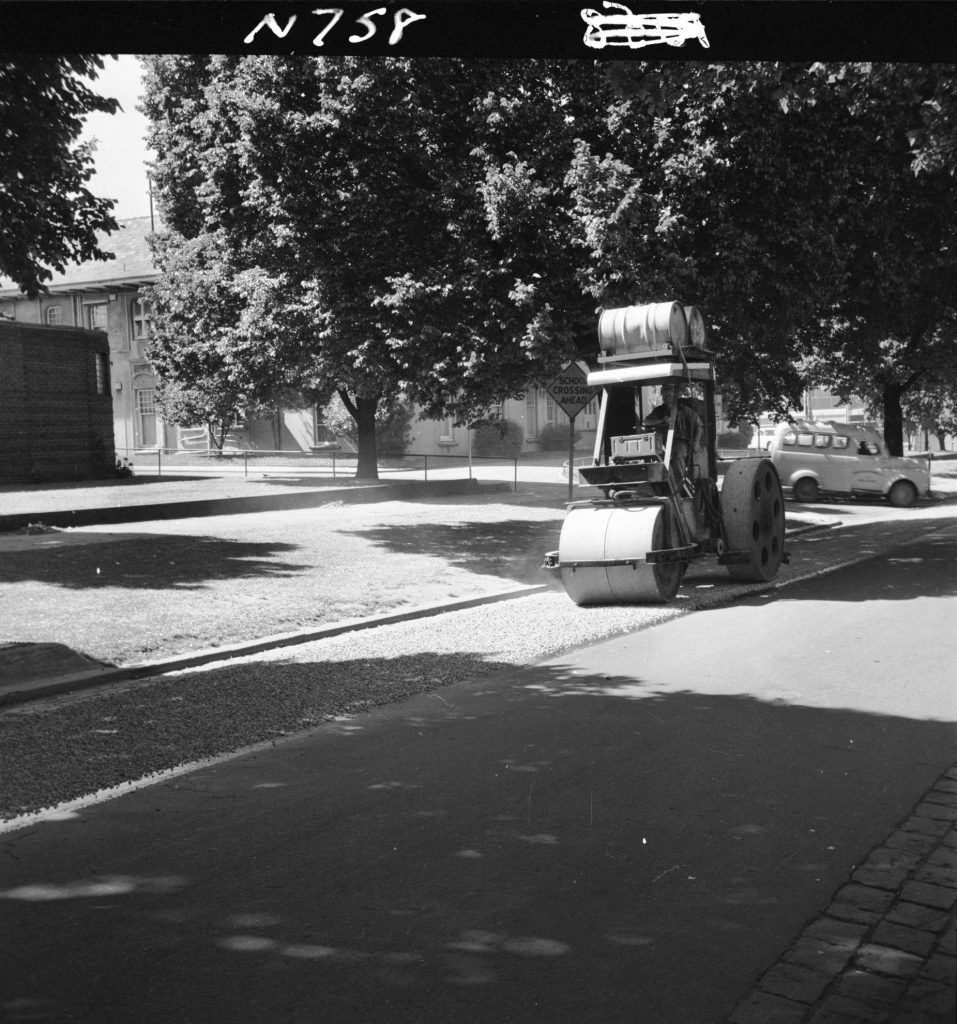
[570, 63, 957, 454]
[141, 56, 612, 478]
[142, 58, 957, 467]
[0, 56, 119, 295]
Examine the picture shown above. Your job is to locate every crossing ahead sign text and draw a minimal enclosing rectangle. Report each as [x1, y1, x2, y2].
[545, 362, 597, 418]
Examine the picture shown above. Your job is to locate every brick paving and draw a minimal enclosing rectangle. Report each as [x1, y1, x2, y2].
[728, 767, 957, 1024]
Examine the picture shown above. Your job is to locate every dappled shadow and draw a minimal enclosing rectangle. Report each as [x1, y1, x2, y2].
[343, 518, 566, 585]
[0, 533, 309, 590]
[1, 646, 954, 1024]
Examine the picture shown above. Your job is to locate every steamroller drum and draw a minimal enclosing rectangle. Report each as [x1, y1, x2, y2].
[558, 504, 684, 605]
[720, 458, 786, 582]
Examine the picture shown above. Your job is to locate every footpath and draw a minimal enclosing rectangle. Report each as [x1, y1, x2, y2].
[1, 463, 955, 1024]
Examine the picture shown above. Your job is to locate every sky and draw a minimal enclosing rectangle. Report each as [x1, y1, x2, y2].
[80, 55, 154, 221]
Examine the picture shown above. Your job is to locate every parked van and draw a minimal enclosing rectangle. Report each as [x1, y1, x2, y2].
[769, 420, 931, 507]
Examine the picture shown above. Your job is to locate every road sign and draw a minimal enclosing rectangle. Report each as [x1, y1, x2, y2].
[545, 362, 597, 419]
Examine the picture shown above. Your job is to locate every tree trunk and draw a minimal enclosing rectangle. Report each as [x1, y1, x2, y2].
[882, 383, 905, 456]
[935, 431, 947, 452]
[354, 394, 379, 480]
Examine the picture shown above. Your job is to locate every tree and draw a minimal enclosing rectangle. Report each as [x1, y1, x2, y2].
[565, 63, 957, 453]
[141, 57, 613, 479]
[145, 227, 322, 449]
[0, 56, 119, 295]
[564, 63, 858, 423]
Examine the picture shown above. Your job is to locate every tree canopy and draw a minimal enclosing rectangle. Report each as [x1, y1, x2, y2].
[0, 56, 119, 296]
[142, 58, 957, 467]
[566, 63, 957, 453]
[142, 56, 613, 477]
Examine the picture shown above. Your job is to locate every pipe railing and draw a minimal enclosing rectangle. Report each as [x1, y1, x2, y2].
[115, 447, 520, 490]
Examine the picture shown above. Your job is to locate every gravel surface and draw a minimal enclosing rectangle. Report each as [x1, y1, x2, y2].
[2, 494, 955, 824]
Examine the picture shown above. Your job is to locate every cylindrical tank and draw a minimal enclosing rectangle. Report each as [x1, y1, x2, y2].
[683, 305, 708, 348]
[598, 302, 688, 357]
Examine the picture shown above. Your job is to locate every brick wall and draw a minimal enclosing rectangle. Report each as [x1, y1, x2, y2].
[0, 322, 117, 483]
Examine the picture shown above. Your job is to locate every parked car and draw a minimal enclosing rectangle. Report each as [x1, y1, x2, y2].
[769, 420, 931, 507]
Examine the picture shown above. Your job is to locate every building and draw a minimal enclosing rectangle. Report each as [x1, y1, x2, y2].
[0, 218, 322, 457]
[0, 217, 589, 461]
[0, 320, 115, 483]
[0, 217, 163, 456]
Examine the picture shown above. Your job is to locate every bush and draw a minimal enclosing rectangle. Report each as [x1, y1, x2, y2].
[472, 419, 524, 458]
[536, 423, 581, 451]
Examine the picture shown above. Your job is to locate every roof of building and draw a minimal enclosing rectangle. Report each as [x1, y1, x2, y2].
[0, 216, 159, 298]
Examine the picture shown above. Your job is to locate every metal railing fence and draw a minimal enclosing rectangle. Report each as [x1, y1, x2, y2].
[115, 447, 519, 490]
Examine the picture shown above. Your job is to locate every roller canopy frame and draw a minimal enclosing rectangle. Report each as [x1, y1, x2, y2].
[587, 361, 715, 387]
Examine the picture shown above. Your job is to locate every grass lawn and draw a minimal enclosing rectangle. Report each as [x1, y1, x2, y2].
[0, 488, 569, 667]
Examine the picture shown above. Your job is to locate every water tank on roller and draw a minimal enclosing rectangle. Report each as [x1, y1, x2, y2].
[683, 305, 708, 348]
[598, 302, 688, 356]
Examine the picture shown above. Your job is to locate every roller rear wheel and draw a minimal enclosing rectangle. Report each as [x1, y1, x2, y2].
[721, 459, 786, 582]
[558, 504, 684, 605]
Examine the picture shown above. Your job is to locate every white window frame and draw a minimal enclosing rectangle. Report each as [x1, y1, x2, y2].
[45, 305, 63, 326]
[439, 416, 456, 444]
[131, 297, 152, 341]
[525, 389, 539, 439]
[85, 301, 109, 331]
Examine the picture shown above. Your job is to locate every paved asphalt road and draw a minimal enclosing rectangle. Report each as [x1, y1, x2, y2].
[1, 524, 955, 1024]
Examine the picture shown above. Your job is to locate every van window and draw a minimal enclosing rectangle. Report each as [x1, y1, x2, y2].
[833, 436, 849, 450]
[783, 430, 797, 446]
[858, 440, 880, 456]
[814, 434, 831, 448]
[797, 433, 814, 447]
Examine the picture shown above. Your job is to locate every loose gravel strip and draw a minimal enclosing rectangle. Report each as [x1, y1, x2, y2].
[0, 592, 677, 820]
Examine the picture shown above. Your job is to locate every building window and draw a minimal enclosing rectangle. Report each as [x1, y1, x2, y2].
[135, 387, 158, 448]
[525, 389, 539, 439]
[439, 416, 456, 444]
[94, 352, 110, 395]
[131, 297, 152, 340]
[86, 302, 108, 330]
[545, 394, 558, 426]
[45, 306, 63, 326]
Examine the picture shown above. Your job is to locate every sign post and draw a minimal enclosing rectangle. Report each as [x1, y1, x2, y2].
[545, 362, 598, 502]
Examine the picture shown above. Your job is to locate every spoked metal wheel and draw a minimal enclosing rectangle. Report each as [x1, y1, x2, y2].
[721, 458, 786, 582]
[558, 503, 684, 605]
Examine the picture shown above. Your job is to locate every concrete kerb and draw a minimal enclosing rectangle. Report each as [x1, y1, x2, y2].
[0, 475, 511, 533]
[0, 584, 552, 708]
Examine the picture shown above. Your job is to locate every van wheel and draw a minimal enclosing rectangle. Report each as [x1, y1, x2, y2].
[792, 477, 819, 503]
[888, 480, 917, 508]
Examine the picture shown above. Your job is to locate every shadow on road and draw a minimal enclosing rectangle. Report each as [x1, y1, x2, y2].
[1, 649, 954, 1024]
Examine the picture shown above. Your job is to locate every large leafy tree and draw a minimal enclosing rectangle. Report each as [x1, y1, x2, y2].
[566, 63, 957, 453]
[797, 65, 957, 454]
[142, 57, 612, 478]
[0, 56, 119, 295]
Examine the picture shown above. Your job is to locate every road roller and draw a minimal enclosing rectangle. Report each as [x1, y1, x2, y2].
[543, 301, 787, 604]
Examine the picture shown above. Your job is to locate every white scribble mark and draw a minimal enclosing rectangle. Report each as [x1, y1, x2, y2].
[581, 4, 710, 50]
